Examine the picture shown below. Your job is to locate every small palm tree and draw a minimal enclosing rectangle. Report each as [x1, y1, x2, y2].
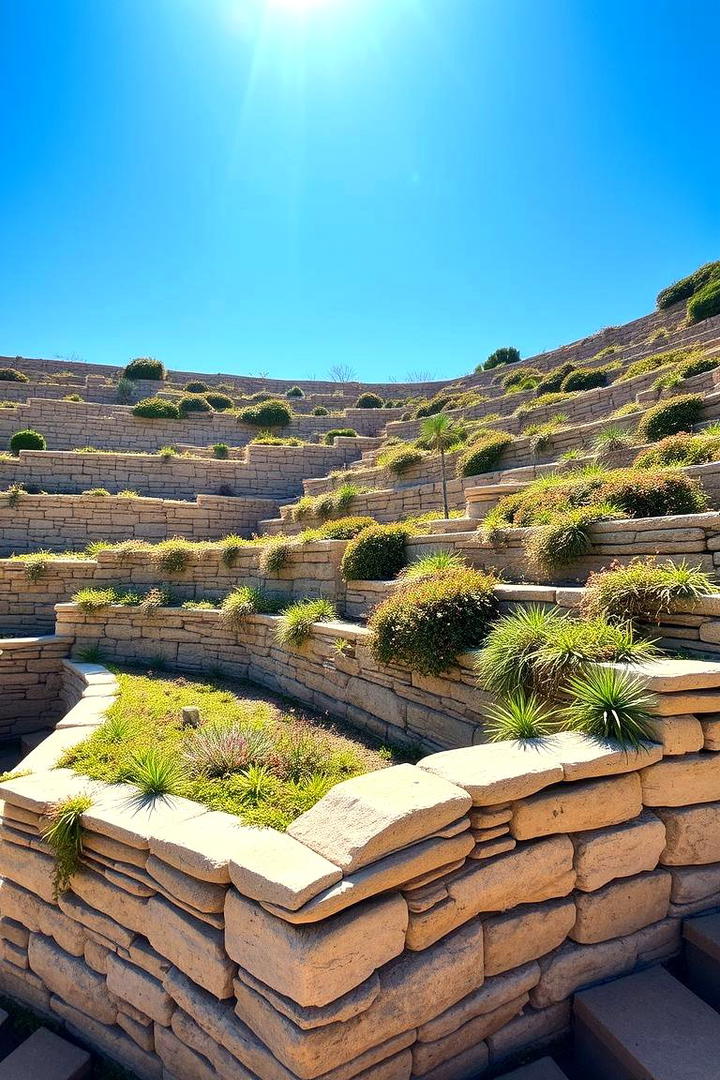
[420, 414, 459, 518]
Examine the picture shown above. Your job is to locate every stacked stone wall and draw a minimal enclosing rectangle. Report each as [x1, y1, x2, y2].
[0, 634, 71, 737]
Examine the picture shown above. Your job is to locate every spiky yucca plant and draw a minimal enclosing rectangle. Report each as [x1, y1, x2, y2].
[562, 667, 656, 749]
[485, 691, 555, 742]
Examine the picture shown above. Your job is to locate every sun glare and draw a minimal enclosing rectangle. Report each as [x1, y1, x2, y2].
[269, 0, 335, 11]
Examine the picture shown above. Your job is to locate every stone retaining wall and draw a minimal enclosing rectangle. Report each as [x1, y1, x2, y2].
[2, 647, 720, 1078]
[0, 634, 71, 738]
[0, 492, 279, 555]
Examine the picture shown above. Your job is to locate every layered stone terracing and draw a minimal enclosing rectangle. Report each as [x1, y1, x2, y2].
[2, 691, 720, 1080]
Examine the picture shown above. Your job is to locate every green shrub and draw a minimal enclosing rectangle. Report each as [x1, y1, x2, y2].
[276, 598, 337, 647]
[676, 354, 720, 380]
[457, 431, 513, 477]
[221, 586, 263, 629]
[123, 357, 166, 381]
[132, 397, 180, 420]
[376, 444, 426, 475]
[526, 505, 617, 572]
[292, 483, 367, 523]
[213, 442, 229, 459]
[688, 277, 720, 324]
[240, 400, 292, 427]
[561, 667, 656, 749]
[298, 515, 376, 541]
[514, 392, 575, 419]
[250, 433, 303, 446]
[42, 794, 93, 898]
[617, 354, 668, 382]
[475, 605, 657, 698]
[63, 393, 82, 402]
[637, 394, 704, 442]
[179, 394, 212, 415]
[481, 346, 521, 371]
[369, 568, 497, 675]
[285, 386, 304, 398]
[72, 587, 119, 611]
[323, 428, 357, 444]
[501, 366, 540, 390]
[523, 418, 566, 455]
[341, 523, 410, 581]
[610, 401, 641, 419]
[582, 558, 714, 625]
[657, 261, 720, 309]
[258, 538, 293, 575]
[355, 392, 383, 409]
[10, 428, 46, 454]
[152, 538, 195, 574]
[485, 691, 554, 742]
[312, 406, 329, 416]
[0, 368, 28, 382]
[560, 366, 610, 392]
[634, 430, 720, 468]
[535, 362, 575, 396]
[205, 392, 234, 411]
[116, 376, 134, 402]
[184, 381, 209, 393]
[82, 488, 110, 496]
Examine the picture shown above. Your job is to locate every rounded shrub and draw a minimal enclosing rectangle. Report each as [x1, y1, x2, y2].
[481, 347, 521, 371]
[239, 399, 292, 428]
[212, 443, 229, 459]
[457, 431, 513, 477]
[123, 357, 166, 381]
[304, 516, 376, 540]
[285, 386, 304, 398]
[132, 397, 180, 420]
[688, 276, 720, 324]
[355, 392, 383, 409]
[376, 444, 426, 476]
[534, 362, 575, 396]
[637, 394, 704, 442]
[204, 392, 234, 411]
[0, 368, 28, 382]
[178, 394, 212, 415]
[312, 406, 329, 416]
[676, 354, 720, 380]
[10, 428, 46, 454]
[657, 261, 720, 310]
[341, 523, 410, 581]
[501, 366, 540, 390]
[324, 428, 357, 445]
[369, 568, 497, 675]
[560, 367, 610, 392]
[184, 381, 209, 393]
[634, 430, 720, 469]
[597, 468, 706, 518]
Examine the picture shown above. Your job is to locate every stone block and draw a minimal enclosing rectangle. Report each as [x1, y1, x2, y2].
[27, 934, 117, 1025]
[571, 870, 671, 944]
[646, 714, 704, 755]
[487, 1002, 571, 1063]
[225, 889, 407, 1007]
[531, 937, 636, 1008]
[70, 868, 148, 934]
[82, 788, 207, 850]
[0, 843, 56, 904]
[571, 812, 666, 891]
[655, 803, 720, 865]
[670, 863, 720, 905]
[146, 895, 234, 1000]
[483, 899, 576, 977]
[417, 963, 540, 1043]
[287, 764, 471, 872]
[419, 743, 563, 806]
[512, 773, 642, 840]
[641, 753, 720, 806]
[146, 856, 226, 914]
[106, 952, 174, 1025]
[412, 995, 526, 1074]
[412, 1042, 489, 1080]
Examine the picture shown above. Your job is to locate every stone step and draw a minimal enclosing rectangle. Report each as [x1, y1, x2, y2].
[19, 730, 50, 757]
[0, 1027, 90, 1079]
[573, 965, 720, 1080]
[682, 913, 720, 1012]
[494, 1057, 570, 1079]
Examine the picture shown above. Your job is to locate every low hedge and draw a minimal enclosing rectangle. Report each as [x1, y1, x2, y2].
[239, 399, 292, 427]
[10, 428, 46, 454]
[634, 431, 720, 469]
[178, 394, 212, 415]
[341, 523, 410, 581]
[184, 381, 209, 393]
[132, 397, 180, 420]
[355, 393, 383, 409]
[123, 358, 166, 381]
[688, 276, 720, 324]
[637, 394, 704, 442]
[369, 568, 498, 675]
[205, 392, 234, 411]
[0, 368, 28, 382]
[657, 261, 720, 310]
[324, 428, 357, 444]
[560, 366, 610, 392]
[457, 431, 513, 477]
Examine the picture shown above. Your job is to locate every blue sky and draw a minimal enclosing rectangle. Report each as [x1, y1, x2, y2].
[1, 1, 718, 382]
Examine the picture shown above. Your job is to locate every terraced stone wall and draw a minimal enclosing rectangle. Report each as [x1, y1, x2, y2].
[0, 493, 280, 555]
[2, 683, 720, 1080]
[0, 633, 70, 737]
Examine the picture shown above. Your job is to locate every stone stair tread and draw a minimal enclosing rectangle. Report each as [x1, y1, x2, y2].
[574, 966, 720, 1080]
[683, 912, 720, 963]
[495, 1057, 570, 1079]
[0, 1027, 91, 1079]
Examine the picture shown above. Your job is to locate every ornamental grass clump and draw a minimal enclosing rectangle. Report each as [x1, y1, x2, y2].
[42, 794, 93, 898]
[475, 605, 657, 699]
[276, 597, 337, 647]
[457, 431, 513, 478]
[221, 586, 263, 629]
[369, 567, 498, 675]
[485, 690, 555, 742]
[581, 558, 714, 626]
[400, 550, 468, 580]
[341, 523, 411, 580]
[561, 667, 656, 749]
[637, 394, 704, 443]
[259, 537, 294, 575]
[592, 426, 636, 459]
[152, 538, 196, 574]
[525, 504, 616, 573]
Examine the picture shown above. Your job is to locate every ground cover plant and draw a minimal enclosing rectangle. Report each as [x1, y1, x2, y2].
[323, 428, 357, 444]
[581, 558, 714, 625]
[376, 443, 427, 475]
[634, 428, 720, 468]
[657, 260, 720, 310]
[59, 667, 393, 830]
[0, 368, 28, 382]
[341, 522, 411, 580]
[457, 430, 513, 477]
[637, 394, 704, 442]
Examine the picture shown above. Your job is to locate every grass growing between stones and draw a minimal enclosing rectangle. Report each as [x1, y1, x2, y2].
[59, 667, 394, 830]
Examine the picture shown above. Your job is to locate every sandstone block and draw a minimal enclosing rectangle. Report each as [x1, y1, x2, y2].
[51, 996, 163, 1080]
[225, 889, 407, 1007]
[547, 730, 661, 780]
[28, 933, 117, 1024]
[419, 743, 563, 806]
[655, 804, 720, 865]
[511, 774, 642, 840]
[531, 937, 635, 1008]
[571, 870, 671, 944]
[572, 813, 666, 891]
[0, 878, 85, 955]
[417, 962, 540, 1043]
[487, 1002, 571, 1063]
[604, 657, 720, 692]
[58, 891, 135, 950]
[641, 753, 720, 806]
[412, 1042, 489, 1080]
[670, 863, 720, 904]
[646, 714, 704, 755]
[234, 967, 380, 1029]
[0, 769, 97, 815]
[287, 764, 471, 872]
[70, 868, 148, 934]
[483, 899, 575, 977]
[106, 952, 174, 1025]
[700, 714, 720, 751]
[146, 895, 234, 1000]
[0, 843, 56, 903]
[82, 789, 207, 850]
[146, 856, 226, 913]
[412, 995, 526, 1075]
